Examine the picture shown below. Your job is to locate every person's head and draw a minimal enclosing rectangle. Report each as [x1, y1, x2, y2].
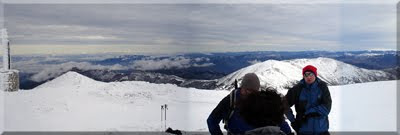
[302, 65, 317, 84]
[238, 87, 286, 128]
[240, 73, 260, 96]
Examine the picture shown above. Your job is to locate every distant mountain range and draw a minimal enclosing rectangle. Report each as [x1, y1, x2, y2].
[69, 68, 217, 90]
[18, 51, 398, 90]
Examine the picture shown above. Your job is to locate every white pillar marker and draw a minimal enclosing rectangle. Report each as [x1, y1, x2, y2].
[2, 29, 10, 70]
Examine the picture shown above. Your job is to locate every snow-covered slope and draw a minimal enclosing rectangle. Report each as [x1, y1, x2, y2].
[217, 57, 391, 90]
[329, 81, 396, 131]
[5, 72, 397, 132]
[5, 72, 228, 131]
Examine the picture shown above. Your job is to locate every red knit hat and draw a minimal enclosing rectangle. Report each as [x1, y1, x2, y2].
[302, 65, 317, 76]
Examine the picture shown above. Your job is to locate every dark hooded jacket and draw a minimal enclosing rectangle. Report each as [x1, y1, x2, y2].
[207, 89, 292, 135]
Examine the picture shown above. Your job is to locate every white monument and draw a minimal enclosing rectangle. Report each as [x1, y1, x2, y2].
[0, 29, 19, 92]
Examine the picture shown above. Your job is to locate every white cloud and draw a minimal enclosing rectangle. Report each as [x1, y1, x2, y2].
[4, 3, 396, 54]
[132, 57, 190, 70]
[30, 62, 126, 82]
[194, 57, 203, 62]
[194, 57, 210, 62]
[132, 56, 214, 70]
[72, 35, 120, 40]
[193, 63, 215, 67]
[248, 60, 262, 65]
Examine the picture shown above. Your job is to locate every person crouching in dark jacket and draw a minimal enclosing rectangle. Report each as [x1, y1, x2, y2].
[239, 88, 289, 135]
[207, 73, 292, 135]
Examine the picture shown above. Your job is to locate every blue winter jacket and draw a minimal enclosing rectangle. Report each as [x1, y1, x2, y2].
[285, 78, 332, 134]
[207, 89, 292, 135]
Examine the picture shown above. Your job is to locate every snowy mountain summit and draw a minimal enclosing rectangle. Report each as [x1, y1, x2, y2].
[37, 71, 100, 88]
[217, 57, 391, 90]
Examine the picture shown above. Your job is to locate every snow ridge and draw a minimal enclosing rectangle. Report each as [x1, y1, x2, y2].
[217, 57, 390, 90]
[35, 71, 103, 90]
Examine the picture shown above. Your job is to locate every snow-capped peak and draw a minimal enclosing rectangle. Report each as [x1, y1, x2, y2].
[35, 71, 102, 90]
[217, 57, 391, 91]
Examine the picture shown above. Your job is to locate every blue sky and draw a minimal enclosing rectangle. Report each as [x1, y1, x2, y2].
[1, 1, 397, 54]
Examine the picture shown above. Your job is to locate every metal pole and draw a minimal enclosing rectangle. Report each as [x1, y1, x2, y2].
[164, 104, 167, 130]
[7, 41, 10, 70]
[161, 105, 164, 131]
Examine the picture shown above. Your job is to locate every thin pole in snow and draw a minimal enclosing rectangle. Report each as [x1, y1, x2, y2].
[161, 105, 164, 131]
[164, 104, 168, 131]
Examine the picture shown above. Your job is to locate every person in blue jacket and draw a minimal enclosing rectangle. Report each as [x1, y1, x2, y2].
[285, 65, 332, 135]
[207, 73, 292, 135]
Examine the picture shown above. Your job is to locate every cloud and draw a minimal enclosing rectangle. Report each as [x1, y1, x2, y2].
[4, 4, 396, 54]
[193, 63, 215, 67]
[194, 57, 209, 62]
[248, 60, 262, 65]
[30, 62, 126, 82]
[132, 56, 214, 70]
[6, 54, 216, 83]
[338, 4, 396, 50]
